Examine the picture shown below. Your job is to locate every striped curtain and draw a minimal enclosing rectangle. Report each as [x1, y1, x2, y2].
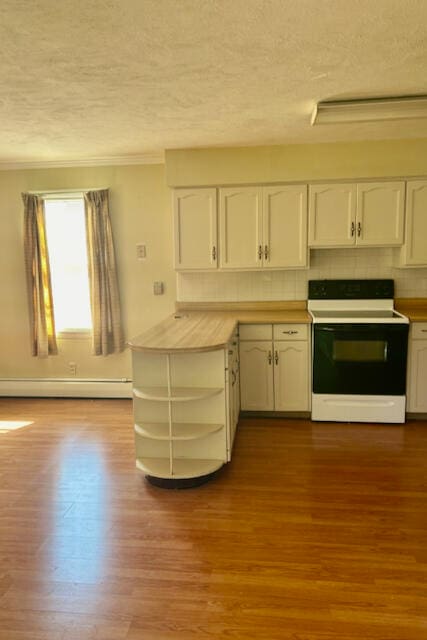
[22, 193, 58, 357]
[84, 189, 124, 355]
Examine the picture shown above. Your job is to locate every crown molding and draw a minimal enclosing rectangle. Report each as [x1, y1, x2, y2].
[0, 152, 165, 170]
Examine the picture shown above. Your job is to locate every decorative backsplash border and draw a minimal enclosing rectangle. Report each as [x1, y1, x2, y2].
[177, 248, 427, 301]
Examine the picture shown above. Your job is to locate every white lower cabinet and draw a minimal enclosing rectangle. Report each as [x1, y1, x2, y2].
[239, 323, 310, 412]
[227, 330, 240, 449]
[132, 348, 231, 481]
[240, 339, 275, 410]
[407, 323, 427, 412]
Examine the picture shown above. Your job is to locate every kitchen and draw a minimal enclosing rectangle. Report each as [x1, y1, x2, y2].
[129, 158, 427, 486]
[1, 1, 427, 637]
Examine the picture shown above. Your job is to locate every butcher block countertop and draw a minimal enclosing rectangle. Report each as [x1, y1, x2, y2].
[395, 298, 427, 322]
[129, 301, 311, 353]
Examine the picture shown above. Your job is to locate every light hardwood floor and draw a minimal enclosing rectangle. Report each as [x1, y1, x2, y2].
[0, 398, 426, 639]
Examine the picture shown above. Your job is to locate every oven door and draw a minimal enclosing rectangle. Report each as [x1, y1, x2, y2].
[312, 323, 409, 395]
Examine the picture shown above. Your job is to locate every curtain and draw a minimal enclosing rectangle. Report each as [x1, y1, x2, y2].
[84, 189, 124, 355]
[22, 193, 58, 357]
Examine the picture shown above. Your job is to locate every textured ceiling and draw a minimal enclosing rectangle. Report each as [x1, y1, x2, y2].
[2, 0, 427, 166]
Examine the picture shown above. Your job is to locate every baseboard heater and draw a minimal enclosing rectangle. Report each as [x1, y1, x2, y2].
[0, 378, 133, 398]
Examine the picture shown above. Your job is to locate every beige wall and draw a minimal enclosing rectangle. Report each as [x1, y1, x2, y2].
[0, 163, 175, 378]
[3, 137, 427, 379]
[166, 138, 427, 186]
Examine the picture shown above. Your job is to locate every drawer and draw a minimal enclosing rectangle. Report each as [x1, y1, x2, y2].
[273, 323, 308, 341]
[411, 323, 427, 340]
[239, 323, 272, 341]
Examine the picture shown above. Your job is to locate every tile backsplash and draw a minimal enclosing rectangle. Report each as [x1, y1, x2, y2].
[177, 248, 427, 301]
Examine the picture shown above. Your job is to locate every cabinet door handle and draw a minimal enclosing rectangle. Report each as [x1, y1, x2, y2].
[212, 246, 217, 260]
[258, 245, 263, 260]
[274, 350, 279, 365]
[351, 221, 355, 237]
[357, 222, 362, 237]
[268, 350, 272, 365]
[421, 329, 427, 332]
[264, 245, 269, 260]
[282, 330, 298, 335]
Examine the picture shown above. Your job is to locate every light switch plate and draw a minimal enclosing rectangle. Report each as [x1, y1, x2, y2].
[153, 281, 164, 295]
[136, 244, 146, 259]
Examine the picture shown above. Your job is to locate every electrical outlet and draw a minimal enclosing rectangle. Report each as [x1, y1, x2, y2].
[136, 244, 146, 260]
[68, 362, 77, 376]
[153, 281, 164, 295]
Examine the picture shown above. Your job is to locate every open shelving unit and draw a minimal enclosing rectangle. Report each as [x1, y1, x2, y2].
[131, 349, 229, 483]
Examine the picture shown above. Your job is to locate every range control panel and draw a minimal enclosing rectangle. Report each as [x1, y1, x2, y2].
[308, 279, 394, 300]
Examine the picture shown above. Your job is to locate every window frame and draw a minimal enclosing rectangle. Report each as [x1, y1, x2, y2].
[41, 191, 93, 339]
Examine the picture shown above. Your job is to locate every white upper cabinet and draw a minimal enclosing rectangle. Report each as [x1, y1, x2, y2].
[357, 182, 405, 246]
[219, 187, 263, 269]
[400, 180, 427, 266]
[263, 185, 308, 268]
[173, 188, 218, 270]
[309, 181, 405, 248]
[219, 185, 308, 269]
[308, 183, 356, 247]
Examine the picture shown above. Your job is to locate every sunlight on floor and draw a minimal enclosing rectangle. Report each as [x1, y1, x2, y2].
[0, 420, 34, 433]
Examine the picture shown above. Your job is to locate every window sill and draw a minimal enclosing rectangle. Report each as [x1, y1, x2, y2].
[57, 329, 92, 340]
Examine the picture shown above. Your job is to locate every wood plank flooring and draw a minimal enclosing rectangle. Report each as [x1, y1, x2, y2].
[0, 398, 426, 639]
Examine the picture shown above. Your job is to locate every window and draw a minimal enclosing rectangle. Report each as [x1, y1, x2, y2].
[44, 197, 92, 333]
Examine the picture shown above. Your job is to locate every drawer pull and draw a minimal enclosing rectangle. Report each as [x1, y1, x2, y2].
[421, 329, 427, 332]
[282, 330, 298, 335]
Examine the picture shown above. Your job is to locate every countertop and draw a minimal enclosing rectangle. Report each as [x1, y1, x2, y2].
[129, 298, 427, 353]
[395, 299, 427, 322]
[129, 301, 311, 353]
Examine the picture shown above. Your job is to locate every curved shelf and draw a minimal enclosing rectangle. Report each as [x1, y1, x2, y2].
[133, 386, 223, 402]
[134, 422, 224, 441]
[136, 457, 224, 479]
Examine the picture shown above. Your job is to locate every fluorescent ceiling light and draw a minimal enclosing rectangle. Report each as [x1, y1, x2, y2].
[311, 96, 427, 125]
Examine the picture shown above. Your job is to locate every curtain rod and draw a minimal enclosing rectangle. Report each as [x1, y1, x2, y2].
[27, 188, 108, 195]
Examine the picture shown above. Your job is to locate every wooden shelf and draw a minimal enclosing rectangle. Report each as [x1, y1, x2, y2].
[134, 422, 223, 441]
[133, 386, 223, 402]
[136, 457, 224, 479]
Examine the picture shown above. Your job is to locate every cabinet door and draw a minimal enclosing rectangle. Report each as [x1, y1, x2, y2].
[239, 340, 274, 410]
[227, 338, 240, 451]
[356, 182, 405, 246]
[173, 188, 217, 270]
[263, 185, 308, 268]
[408, 325, 427, 412]
[308, 184, 356, 247]
[401, 181, 427, 266]
[408, 340, 427, 412]
[219, 187, 263, 269]
[273, 341, 309, 411]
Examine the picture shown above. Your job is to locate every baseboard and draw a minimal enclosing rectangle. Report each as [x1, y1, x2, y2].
[0, 378, 132, 398]
[239, 411, 311, 419]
